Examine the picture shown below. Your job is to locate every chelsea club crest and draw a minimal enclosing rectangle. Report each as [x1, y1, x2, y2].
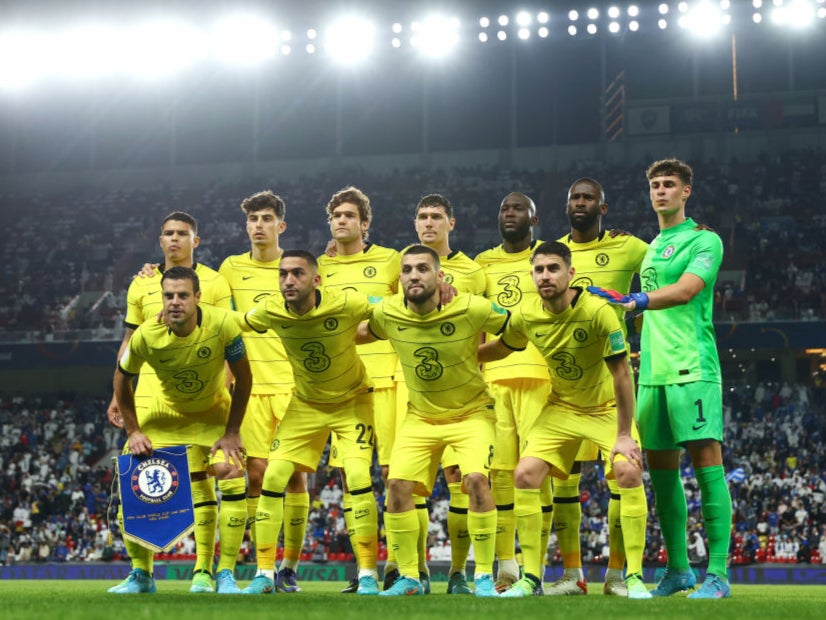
[131, 457, 180, 504]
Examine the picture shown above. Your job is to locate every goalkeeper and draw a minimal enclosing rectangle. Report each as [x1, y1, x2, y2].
[588, 158, 732, 600]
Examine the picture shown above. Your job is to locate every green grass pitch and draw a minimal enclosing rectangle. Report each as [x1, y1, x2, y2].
[2, 580, 825, 620]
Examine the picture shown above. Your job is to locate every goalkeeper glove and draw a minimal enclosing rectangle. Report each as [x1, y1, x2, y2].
[586, 286, 649, 311]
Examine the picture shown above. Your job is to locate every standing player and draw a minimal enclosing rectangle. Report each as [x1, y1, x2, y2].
[475, 192, 551, 590]
[109, 267, 252, 594]
[479, 242, 650, 599]
[406, 193, 486, 594]
[360, 245, 507, 597]
[590, 159, 731, 599]
[218, 191, 309, 593]
[551, 178, 649, 595]
[240, 251, 380, 596]
[317, 187, 400, 593]
[106, 212, 234, 594]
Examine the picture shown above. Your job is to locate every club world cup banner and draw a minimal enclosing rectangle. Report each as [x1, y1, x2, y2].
[116, 445, 195, 552]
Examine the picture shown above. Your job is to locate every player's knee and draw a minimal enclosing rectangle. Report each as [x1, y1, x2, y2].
[513, 462, 544, 489]
[285, 471, 308, 493]
[262, 459, 294, 493]
[462, 472, 491, 499]
[612, 461, 642, 489]
[341, 459, 371, 491]
[386, 478, 414, 511]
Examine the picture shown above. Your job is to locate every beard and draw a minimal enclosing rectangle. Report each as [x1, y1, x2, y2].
[569, 210, 599, 233]
[404, 284, 436, 305]
[499, 219, 532, 244]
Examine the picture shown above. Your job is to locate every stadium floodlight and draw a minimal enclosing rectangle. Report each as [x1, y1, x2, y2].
[753, 0, 763, 7]
[392, 37, 401, 47]
[518, 27, 530, 39]
[659, 3, 670, 14]
[720, 0, 731, 10]
[498, 15, 509, 26]
[306, 43, 316, 54]
[587, 23, 598, 34]
[124, 18, 207, 78]
[210, 14, 278, 66]
[538, 26, 550, 37]
[587, 8, 600, 20]
[497, 30, 507, 40]
[281, 30, 292, 42]
[678, 2, 689, 13]
[516, 11, 532, 26]
[771, 0, 816, 27]
[537, 11, 550, 24]
[629, 19, 640, 30]
[0, 29, 50, 90]
[569, 10, 579, 21]
[658, 18, 669, 28]
[753, 12, 763, 22]
[479, 32, 489, 42]
[480, 17, 490, 28]
[609, 21, 621, 32]
[608, 6, 621, 19]
[680, 1, 726, 36]
[53, 22, 122, 80]
[568, 25, 578, 35]
[324, 16, 375, 65]
[393, 22, 403, 34]
[410, 15, 460, 58]
[628, 5, 640, 17]
[280, 44, 291, 56]
[307, 28, 317, 40]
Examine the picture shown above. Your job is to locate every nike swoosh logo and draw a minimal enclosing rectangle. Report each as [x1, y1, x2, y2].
[326, 273, 337, 278]
[692, 424, 707, 431]
[242, 276, 253, 280]
[160, 358, 174, 363]
[397, 326, 409, 331]
[148, 291, 159, 295]
[534, 332, 547, 338]
[360, 445, 373, 450]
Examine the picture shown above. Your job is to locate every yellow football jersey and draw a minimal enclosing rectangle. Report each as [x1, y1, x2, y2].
[502, 289, 627, 414]
[119, 305, 243, 435]
[441, 250, 486, 295]
[219, 252, 293, 394]
[474, 241, 548, 382]
[124, 263, 232, 405]
[318, 243, 400, 387]
[559, 232, 648, 337]
[244, 288, 373, 404]
[369, 293, 508, 419]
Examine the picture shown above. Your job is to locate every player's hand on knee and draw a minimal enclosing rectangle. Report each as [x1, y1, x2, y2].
[212, 433, 246, 470]
[610, 435, 643, 471]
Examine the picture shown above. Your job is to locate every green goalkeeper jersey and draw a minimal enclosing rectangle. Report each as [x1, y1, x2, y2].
[638, 218, 722, 386]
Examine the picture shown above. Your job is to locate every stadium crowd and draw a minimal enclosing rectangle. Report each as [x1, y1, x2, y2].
[1, 147, 825, 341]
[1, 378, 824, 567]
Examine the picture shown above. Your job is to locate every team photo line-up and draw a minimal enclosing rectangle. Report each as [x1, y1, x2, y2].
[107, 157, 732, 599]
